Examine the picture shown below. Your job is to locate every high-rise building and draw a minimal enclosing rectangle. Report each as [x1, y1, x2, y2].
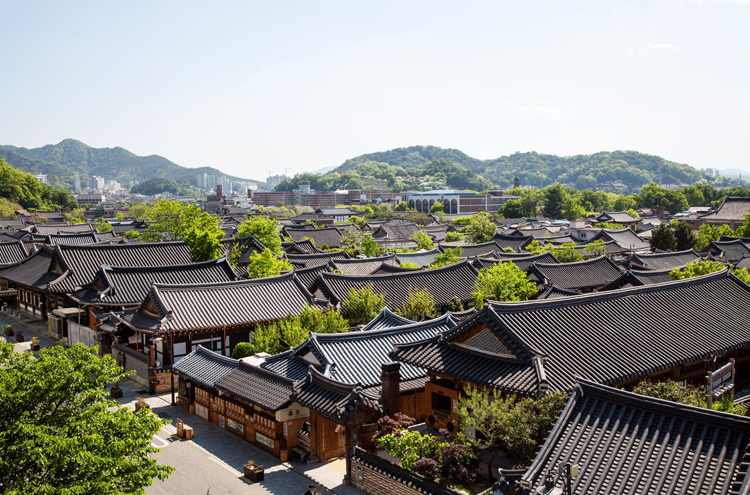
[74, 172, 81, 192]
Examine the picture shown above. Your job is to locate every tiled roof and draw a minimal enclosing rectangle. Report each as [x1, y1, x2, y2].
[375, 222, 421, 240]
[394, 248, 439, 267]
[629, 267, 676, 285]
[214, 361, 297, 411]
[26, 222, 96, 235]
[263, 314, 456, 387]
[49, 241, 193, 293]
[329, 254, 399, 276]
[317, 260, 480, 309]
[45, 232, 101, 246]
[287, 227, 344, 248]
[536, 285, 582, 299]
[492, 233, 534, 253]
[590, 228, 651, 252]
[597, 211, 640, 223]
[360, 307, 414, 331]
[630, 249, 702, 270]
[705, 239, 750, 263]
[571, 239, 627, 256]
[528, 256, 624, 291]
[293, 264, 331, 293]
[701, 197, 750, 223]
[70, 258, 238, 307]
[370, 263, 422, 275]
[0, 246, 59, 289]
[541, 234, 579, 244]
[0, 241, 28, 267]
[521, 379, 750, 495]
[121, 272, 318, 333]
[438, 241, 499, 259]
[473, 251, 560, 272]
[282, 239, 318, 254]
[286, 250, 350, 268]
[173, 346, 238, 389]
[294, 367, 379, 421]
[395, 270, 750, 395]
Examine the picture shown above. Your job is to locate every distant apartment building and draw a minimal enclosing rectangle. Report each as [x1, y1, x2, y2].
[34, 174, 47, 184]
[88, 176, 105, 190]
[74, 172, 81, 192]
[402, 189, 519, 214]
[75, 193, 106, 206]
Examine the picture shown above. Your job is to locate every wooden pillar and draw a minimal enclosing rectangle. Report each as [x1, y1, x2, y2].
[222, 326, 227, 356]
[344, 422, 353, 485]
[310, 411, 320, 462]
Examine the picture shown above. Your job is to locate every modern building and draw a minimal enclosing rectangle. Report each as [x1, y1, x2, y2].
[401, 189, 519, 214]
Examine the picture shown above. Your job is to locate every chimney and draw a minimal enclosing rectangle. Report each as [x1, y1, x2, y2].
[381, 362, 401, 418]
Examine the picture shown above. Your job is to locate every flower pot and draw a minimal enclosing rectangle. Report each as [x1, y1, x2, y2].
[135, 401, 151, 411]
[110, 386, 123, 399]
[30, 343, 40, 351]
[244, 464, 264, 482]
[4, 325, 13, 337]
[15, 332, 24, 343]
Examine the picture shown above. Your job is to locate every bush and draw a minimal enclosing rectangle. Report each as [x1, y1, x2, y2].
[397, 287, 436, 321]
[341, 285, 384, 325]
[444, 296, 464, 312]
[231, 342, 254, 359]
[632, 379, 704, 407]
[444, 231, 462, 242]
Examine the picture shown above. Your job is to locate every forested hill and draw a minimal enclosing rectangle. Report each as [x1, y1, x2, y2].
[0, 139, 259, 190]
[338, 146, 718, 191]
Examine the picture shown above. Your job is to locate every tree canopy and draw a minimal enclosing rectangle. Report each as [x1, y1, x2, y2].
[0, 159, 76, 211]
[0, 343, 173, 493]
[236, 215, 283, 254]
[473, 262, 537, 309]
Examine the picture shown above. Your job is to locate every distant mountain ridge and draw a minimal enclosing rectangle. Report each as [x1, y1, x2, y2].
[0, 139, 260, 190]
[338, 146, 720, 191]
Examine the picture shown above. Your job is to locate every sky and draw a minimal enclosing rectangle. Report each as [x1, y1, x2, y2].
[1, 0, 749, 183]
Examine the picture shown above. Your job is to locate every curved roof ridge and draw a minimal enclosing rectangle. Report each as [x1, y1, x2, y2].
[286, 250, 349, 260]
[330, 253, 397, 265]
[314, 312, 453, 341]
[320, 259, 476, 281]
[194, 344, 240, 366]
[395, 247, 439, 257]
[532, 254, 619, 269]
[101, 257, 231, 275]
[307, 365, 362, 393]
[488, 267, 733, 312]
[149, 270, 296, 291]
[236, 360, 300, 386]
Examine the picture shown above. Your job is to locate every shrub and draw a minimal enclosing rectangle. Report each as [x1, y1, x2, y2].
[341, 285, 384, 325]
[397, 287, 436, 321]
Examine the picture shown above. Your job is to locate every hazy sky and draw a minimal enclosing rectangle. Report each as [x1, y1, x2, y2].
[1, 1, 748, 182]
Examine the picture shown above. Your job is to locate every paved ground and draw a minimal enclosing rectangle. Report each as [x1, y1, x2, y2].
[0, 308, 363, 495]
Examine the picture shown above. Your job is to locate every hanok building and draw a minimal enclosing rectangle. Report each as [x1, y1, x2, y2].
[526, 255, 625, 292]
[437, 241, 500, 259]
[628, 248, 703, 271]
[700, 196, 750, 230]
[113, 272, 323, 392]
[591, 211, 641, 230]
[589, 227, 651, 255]
[317, 260, 480, 312]
[703, 239, 750, 264]
[328, 255, 400, 276]
[286, 226, 345, 249]
[391, 270, 750, 433]
[472, 251, 559, 274]
[498, 379, 750, 495]
[394, 248, 440, 268]
[491, 233, 534, 253]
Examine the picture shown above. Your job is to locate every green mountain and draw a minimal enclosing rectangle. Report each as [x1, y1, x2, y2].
[338, 146, 719, 191]
[0, 139, 261, 191]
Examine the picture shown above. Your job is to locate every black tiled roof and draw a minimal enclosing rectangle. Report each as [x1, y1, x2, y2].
[0, 246, 60, 289]
[370, 263, 422, 275]
[629, 267, 677, 285]
[295, 367, 379, 421]
[317, 260, 480, 309]
[492, 233, 534, 253]
[49, 241, 193, 293]
[286, 250, 350, 268]
[26, 222, 95, 236]
[329, 254, 399, 276]
[704, 239, 750, 263]
[360, 307, 414, 331]
[630, 249, 702, 270]
[70, 258, 238, 307]
[45, 232, 101, 246]
[590, 228, 650, 252]
[394, 248, 439, 267]
[701, 197, 750, 223]
[0, 241, 28, 267]
[394, 270, 750, 396]
[473, 251, 560, 272]
[173, 345, 238, 389]
[536, 285, 582, 299]
[521, 379, 750, 495]
[121, 272, 318, 333]
[214, 361, 297, 412]
[438, 241, 499, 259]
[282, 239, 318, 254]
[287, 227, 345, 248]
[528, 256, 624, 291]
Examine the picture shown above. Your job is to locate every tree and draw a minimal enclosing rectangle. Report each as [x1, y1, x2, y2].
[632, 379, 704, 407]
[562, 197, 586, 221]
[444, 231, 462, 242]
[297, 304, 349, 334]
[670, 260, 725, 280]
[429, 201, 444, 214]
[430, 247, 462, 268]
[498, 199, 525, 219]
[737, 214, 750, 238]
[549, 244, 583, 263]
[394, 201, 410, 211]
[95, 218, 113, 233]
[245, 248, 293, 279]
[733, 268, 750, 285]
[397, 287, 437, 321]
[543, 183, 566, 220]
[672, 220, 696, 251]
[182, 212, 224, 262]
[465, 211, 496, 244]
[64, 208, 85, 224]
[412, 230, 435, 251]
[473, 262, 537, 309]
[236, 215, 282, 254]
[341, 285, 384, 325]
[694, 224, 734, 250]
[0, 342, 173, 493]
[342, 231, 384, 258]
[649, 222, 677, 251]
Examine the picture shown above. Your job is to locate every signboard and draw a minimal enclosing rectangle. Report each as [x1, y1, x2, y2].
[195, 403, 209, 421]
[227, 418, 244, 433]
[274, 403, 310, 422]
[707, 359, 735, 408]
[218, 415, 225, 429]
[256, 432, 274, 448]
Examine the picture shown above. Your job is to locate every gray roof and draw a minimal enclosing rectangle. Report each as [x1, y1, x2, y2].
[492, 233, 534, 253]
[214, 361, 298, 412]
[287, 227, 345, 248]
[394, 248, 439, 267]
[528, 256, 624, 291]
[0, 241, 28, 267]
[173, 345, 238, 389]
[0, 246, 59, 289]
[630, 249, 702, 270]
[392, 269, 750, 395]
[704, 239, 750, 263]
[701, 197, 750, 223]
[438, 241, 499, 259]
[590, 228, 650, 252]
[360, 307, 414, 331]
[473, 251, 560, 272]
[519, 379, 750, 495]
[329, 254, 399, 276]
[45, 232, 101, 246]
[295, 367, 379, 421]
[317, 260, 480, 309]
[286, 250, 350, 268]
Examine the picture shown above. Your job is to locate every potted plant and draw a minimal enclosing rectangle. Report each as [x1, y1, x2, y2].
[110, 383, 123, 399]
[134, 397, 151, 411]
[15, 330, 24, 343]
[30, 337, 40, 351]
[243, 461, 264, 482]
[4, 324, 13, 337]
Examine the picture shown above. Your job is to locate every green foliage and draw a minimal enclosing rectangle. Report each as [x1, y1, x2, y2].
[670, 260, 725, 280]
[246, 316, 309, 355]
[231, 342, 254, 359]
[473, 262, 537, 309]
[562, 197, 587, 221]
[585, 239, 607, 257]
[465, 211, 496, 244]
[394, 201, 410, 211]
[429, 200, 445, 214]
[549, 244, 583, 263]
[451, 217, 471, 226]
[694, 224, 734, 250]
[456, 386, 567, 473]
[649, 219, 697, 252]
[444, 296, 464, 312]
[94, 218, 113, 233]
[399, 261, 421, 269]
[64, 208, 85, 224]
[412, 230, 435, 251]
[341, 284, 385, 325]
[0, 159, 76, 210]
[497, 199, 527, 219]
[129, 177, 200, 196]
[127, 202, 150, 220]
[444, 231, 462, 242]
[632, 379, 704, 407]
[712, 397, 747, 415]
[245, 249, 293, 279]
[298, 304, 349, 334]
[183, 212, 224, 263]
[397, 287, 437, 321]
[627, 208, 640, 218]
[737, 214, 750, 238]
[649, 222, 677, 251]
[543, 183, 566, 220]
[237, 215, 282, 254]
[431, 247, 463, 268]
[0, 342, 173, 493]
[342, 231, 384, 258]
[733, 268, 750, 285]
[377, 430, 445, 471]
[637, 182, 690, 215]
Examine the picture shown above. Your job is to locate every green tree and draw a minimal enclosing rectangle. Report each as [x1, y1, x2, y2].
[298, 304, 349, 334]
[342, 231, 384, 258]
[694, 224, 734, 250]
[562, 197, 586, 221]
[430, 247, 462, 268]
[236, 215, 282, 254]
[733, 268, 750, 285]
[397, 287, 437, 321]
[543, 183, 566, 220]
[0, 342, 173, 493]
[498, 199, 525, 219]
[64, 208, 85, 224]
[465, 211, 496, 244]
[444, 231, 462, 242]
[182, 212, 224, 262]
[394, 201, 410, 211]
[231, 342, 254, 359]
[649, 222, 677, 251]
[95, 218, 113, 233]
[737, 214, 750, 238]
[672, 220, 696, 251]
[399, 261, 421, 269]
[626, 208, 639, 218]
[245, 249, 293, 279]
[670, 260, 725, 280]
[550, 244, 583, 263]
[472, 262, 537, 309]
[632, 379, 704, 407]
[341, 284, 385, 325]
[412, 230, 435, 251]
[429, 201, 444, 214]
